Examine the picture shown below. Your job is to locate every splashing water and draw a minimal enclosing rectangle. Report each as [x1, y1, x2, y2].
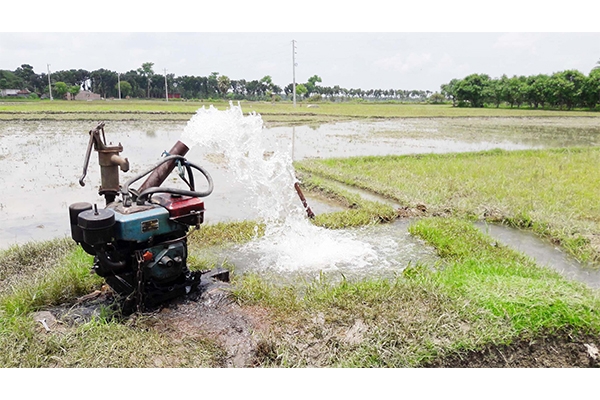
[182, 103, 380, 273]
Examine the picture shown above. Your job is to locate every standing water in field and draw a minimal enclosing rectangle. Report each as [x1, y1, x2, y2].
[181, 103, 380, 273]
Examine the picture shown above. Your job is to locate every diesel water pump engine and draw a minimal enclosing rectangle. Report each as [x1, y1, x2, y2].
[68, 123, 219, 312]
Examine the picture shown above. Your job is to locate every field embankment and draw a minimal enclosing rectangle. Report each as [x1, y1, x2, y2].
[1, 100, 598, 125]
[297, 148, 600, 264]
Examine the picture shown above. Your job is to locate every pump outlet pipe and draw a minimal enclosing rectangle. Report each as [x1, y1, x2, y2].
[137, 141, 189, 193]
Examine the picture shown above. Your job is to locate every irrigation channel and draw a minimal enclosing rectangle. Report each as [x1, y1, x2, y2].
[1, 108, 600, 287]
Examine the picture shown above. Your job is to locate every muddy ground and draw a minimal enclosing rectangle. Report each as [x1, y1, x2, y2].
[34, 277, 600, 368]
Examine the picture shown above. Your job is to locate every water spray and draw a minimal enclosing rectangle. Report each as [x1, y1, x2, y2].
[182, 103, 379, 273]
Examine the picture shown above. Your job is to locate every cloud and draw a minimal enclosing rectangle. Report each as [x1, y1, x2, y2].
[432, 53, 470, 75]
[493, 33, 543, 50]
[373, 52, 433, 73]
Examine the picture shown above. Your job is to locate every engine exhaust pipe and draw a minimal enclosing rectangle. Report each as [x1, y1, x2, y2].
[138, 140, 189, 192]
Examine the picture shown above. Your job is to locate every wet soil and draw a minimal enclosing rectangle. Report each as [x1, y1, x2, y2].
[425, 333, 600, 368]
[151, 285, 271, 367]
[36, 280, 600, 368]
[36, 275, 272, 368]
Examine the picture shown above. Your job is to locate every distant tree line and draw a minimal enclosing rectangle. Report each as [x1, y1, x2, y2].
[5, 61, 599, 108]
[1, 62, 434, 102]
[441, 65, 600, 110]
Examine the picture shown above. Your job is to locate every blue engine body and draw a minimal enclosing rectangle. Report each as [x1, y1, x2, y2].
[70, 199, 201, 311]
[113, 205, 179, 242]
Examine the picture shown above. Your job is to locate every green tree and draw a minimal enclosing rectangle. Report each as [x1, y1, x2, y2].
[524, 74, 549, 108]
[454, 74, 491, 107]
[504, 75, 527, 108]
[54, 81, 69, 99]
[428, 92, 446, 104]
[487, 75, 508, 108]
[90, 69, 118, 98]
[217, 75, 231, 98]
[137, 62, 155, 98]
[305, 75, 322, 96]
[0, 70, 24, 89]
[582, 68, 600, 108]
[67, 85, 80, 99]
[260, 75, 274, 99]
[207, 72, 219, 98]
[546, 70, 586, 110]
[295, 83, 308, 99]
[440, 78, 459, 106]
[14, 64, 37, 91]
[230, 79, 247, 99]
[116, 81, 132, 98]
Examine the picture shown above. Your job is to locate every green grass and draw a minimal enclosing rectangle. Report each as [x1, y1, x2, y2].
[1, 215, 599, 367]
[0, 238, 76, 295]
[232, 217, 600, 367]
[297, 147, 600, 263]
[188, 220, 265, 248]
[0, 239, 226, 367]
[300, 173, 397, 229]
[0, 247, 101, 317]
[1, 100, 599, 123]
[0, 311, 224, 367]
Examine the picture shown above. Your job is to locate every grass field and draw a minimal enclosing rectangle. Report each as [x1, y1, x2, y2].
[2, 216, 599, 367]
[234, 217, 600, 366]
[296, 148, 600, 263]
[1, 99, 599, 124]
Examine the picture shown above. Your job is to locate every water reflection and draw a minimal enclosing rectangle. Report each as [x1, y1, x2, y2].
[475, 222, 600, 289]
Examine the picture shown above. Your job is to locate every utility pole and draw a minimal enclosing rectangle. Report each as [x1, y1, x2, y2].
[117, 73, 121, 100]
[47, 64, 53, 101]
[164, 68, 168, 102]
[292, 40, 297, 107]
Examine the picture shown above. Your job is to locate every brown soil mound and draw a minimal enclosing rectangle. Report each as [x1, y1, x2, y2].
[425, 333, 600, 368]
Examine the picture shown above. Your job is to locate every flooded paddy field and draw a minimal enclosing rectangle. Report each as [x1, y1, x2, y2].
[1, 116, 599, 249]
[3, 107, 600, 369]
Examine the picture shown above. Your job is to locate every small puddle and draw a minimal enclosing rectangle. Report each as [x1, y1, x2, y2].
[475, 222, 600, 289]
[304, 192, 346, 215]
[320, 179, 401, 209]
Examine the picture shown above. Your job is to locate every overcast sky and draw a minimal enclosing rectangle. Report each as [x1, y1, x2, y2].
[2, 3, 599, 92]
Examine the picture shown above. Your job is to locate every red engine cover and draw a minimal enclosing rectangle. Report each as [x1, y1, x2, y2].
[151, 194, 205, 218]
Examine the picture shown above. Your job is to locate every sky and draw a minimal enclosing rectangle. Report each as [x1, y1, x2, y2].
[1, 3, 599, 93]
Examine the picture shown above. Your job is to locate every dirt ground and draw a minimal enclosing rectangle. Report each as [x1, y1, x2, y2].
[426, 334, 600, 368]
[36, 276, 600, 368]
[150, 282, 272, 367]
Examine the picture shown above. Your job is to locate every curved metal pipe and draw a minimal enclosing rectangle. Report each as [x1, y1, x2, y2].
[121, 156, 213, 206]
[138, 141, 188, 193]
[136, 160, 214, 204]
[96, 248, 127, 273]
[121, 155, 182, 204]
